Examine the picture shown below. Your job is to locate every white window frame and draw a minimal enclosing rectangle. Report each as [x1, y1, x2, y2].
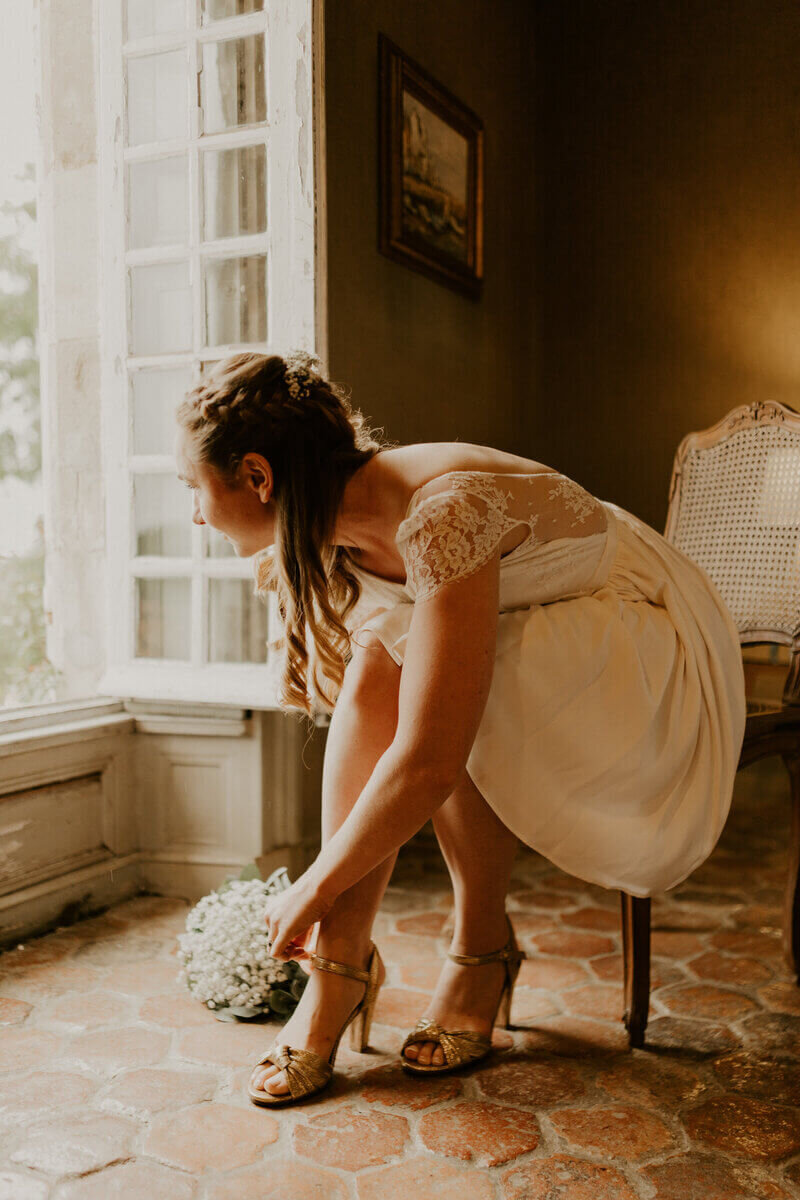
[95, 0, 326, 708]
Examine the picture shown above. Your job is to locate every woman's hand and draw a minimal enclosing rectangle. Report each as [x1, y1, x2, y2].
[264, 870, 333, 961]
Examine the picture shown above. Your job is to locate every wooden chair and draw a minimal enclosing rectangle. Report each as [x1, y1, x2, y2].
[621, 400, 800, 1048]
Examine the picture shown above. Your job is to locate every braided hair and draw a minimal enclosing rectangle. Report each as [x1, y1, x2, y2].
[176, 351, 395, 717]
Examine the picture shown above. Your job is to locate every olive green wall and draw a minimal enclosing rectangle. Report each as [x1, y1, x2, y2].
[324, 0, 535, 457]
[532, 0, 800, 530]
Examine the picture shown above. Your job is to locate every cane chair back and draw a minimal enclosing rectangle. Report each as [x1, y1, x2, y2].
[664, 401, 800, 703]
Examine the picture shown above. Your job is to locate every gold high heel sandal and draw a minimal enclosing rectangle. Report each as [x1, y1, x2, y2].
[248, 942, 383, 1107]
[401, 918, 525, 1075]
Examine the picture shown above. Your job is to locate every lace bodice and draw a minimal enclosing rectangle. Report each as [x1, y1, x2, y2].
[394, 471, 608, 602]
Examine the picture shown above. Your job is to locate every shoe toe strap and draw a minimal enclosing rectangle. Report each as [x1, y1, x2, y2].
[257, 1043, 332, 1099]
[402, 1019, 490, 1068]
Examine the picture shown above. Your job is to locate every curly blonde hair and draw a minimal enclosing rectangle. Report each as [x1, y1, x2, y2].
[176, 351, 395, 717]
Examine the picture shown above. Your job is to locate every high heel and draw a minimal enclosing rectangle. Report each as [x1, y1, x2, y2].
[401, 916, 525, 1075]
[248, 942, 383, 1106]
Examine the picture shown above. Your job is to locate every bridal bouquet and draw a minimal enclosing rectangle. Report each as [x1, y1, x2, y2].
[177, 866, 308, 1022]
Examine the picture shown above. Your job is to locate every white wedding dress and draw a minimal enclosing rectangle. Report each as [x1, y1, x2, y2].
[342, 470, 747, 898]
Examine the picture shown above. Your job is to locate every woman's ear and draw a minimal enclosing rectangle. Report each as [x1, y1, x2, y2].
[242, 453, 273, 504]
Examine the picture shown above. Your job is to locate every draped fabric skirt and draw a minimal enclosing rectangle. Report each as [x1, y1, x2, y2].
[358, 503, 747, 897]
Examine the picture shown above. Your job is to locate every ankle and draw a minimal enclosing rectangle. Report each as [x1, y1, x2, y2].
[449, 912, 510, 957]
[314, 931, 373, 969]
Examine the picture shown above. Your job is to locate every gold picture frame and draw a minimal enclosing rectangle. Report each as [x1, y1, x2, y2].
[378, 35, 484, 299]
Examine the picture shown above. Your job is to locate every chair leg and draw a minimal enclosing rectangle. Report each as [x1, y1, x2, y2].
[621, 892, 651, 1048]
[782, 751, 800, 982]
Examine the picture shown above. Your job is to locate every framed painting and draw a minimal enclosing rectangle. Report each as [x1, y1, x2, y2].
[378, 35, 484, 298]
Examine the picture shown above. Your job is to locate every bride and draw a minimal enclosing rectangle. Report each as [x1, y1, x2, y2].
[174, 350, 746, 1107]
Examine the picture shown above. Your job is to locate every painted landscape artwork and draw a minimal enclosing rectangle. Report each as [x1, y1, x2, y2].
[401, 91, 469, 265]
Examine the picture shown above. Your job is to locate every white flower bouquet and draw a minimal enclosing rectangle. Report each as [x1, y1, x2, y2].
[177, 865, 308, 1022]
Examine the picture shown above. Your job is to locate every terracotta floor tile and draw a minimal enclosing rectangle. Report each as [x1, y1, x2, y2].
[560, 906, 620, 933]
[687, 950, 773, 986]
[710, 929, 783, 959]
[139, 993, 218, 1028]
[373, 986, 432, 1029]
[177, 1020, 280, 1067]
[0, 1029, 62, 1072]
[757, 981, 800, 1015]
[419, 1099, 540, 1166]
[474, 1053, 584, 1107]
[144, 1101, 278, 1171]
[204, 1160, 350, 1200]
[740, 1011, 800, 1056]
[70, 936, 172, 967]
[649, 930, 707, 959]
[360, 1062, 462, 1109]
[52, 1160, 197, 1200]
[358, 1157, 495, 1199]
[46, 990, 133, 1029]
[292, 1108, 409, 1171]
[683, 1095, 800, 1161]
[594, 1053, 708, 1108]
[398, 959, 442, 990]
[0, 1172, 49, 1200]
[642, 1152, 789, 1200]
[394, 911, 448, 936]
[509, 986, 561, 1022]
[561, 984, 623, 1021]
[8, 1112, 138, 1175]
[711, 1052, 800, 1105]
[517, 956, 589, 990]
[59, 1026, 171, 1074]
[0, 998, 32, 1026]
[529, 930, 616, 958]
[0, 964, 102, 1000]
[521, 1015, 629, 1056]
[550, 1103, 676, 1160]
[101, 1066, 218, 1113]
[106, 962, 184, 995]
[644, 1016, 742, 1056]
[658, 984, 760, 1021]
[0, 1070, 97, 1122]
[590, 953, 683, 989]
[510, 889, 579, 910]
[502, 1154, 639, 1199]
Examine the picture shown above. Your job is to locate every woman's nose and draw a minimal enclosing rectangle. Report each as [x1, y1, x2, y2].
[192, 498, 205, 525]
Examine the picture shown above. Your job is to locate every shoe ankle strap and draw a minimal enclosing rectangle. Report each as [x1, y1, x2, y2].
[448, 944, 525, 966]
[309, 944, 374, 984]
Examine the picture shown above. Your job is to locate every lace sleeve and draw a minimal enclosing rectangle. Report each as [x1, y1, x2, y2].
[396, 485, 515, 602]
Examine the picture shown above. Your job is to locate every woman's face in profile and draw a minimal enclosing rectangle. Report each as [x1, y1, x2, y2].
[175, 426, 275, 557]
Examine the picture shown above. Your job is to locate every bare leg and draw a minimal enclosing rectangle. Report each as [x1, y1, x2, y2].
[252, 632, 401, 1097]
[403, 768, 519, 1066]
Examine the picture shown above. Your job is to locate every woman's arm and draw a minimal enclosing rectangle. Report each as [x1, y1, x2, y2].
[265, 545, 500, 957]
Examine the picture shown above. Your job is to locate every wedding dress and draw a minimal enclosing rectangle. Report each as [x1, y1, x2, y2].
[342, 470, 747, 898]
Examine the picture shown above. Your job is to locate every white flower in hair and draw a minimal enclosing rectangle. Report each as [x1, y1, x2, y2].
[284, 349, 317, 402]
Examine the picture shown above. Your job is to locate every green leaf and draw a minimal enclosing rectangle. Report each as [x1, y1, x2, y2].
[226, 1004, 262, 1018]
[268, 990, 295, 1016]
[237, 863, 261, 881]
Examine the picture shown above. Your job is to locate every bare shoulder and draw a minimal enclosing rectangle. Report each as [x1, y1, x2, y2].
[384, 442, 557, 496]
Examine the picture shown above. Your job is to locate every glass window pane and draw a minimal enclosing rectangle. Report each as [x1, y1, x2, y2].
[202, 144, 266, 241]
[132, 368, 193, 456]
[206, 527, 237, 558]
[204, 254, 266, 346]
[208, 578, 267, 662]
[136, 578, 191, 659]
[134, 475, 192, 556]
[127, 50, 188, 145]
[203, 0, 264, 21]
[128, 156, 189, 249]
[130, 261, 192, 355]
[200, 36, 265, 134]
[126, 0, 186, 41]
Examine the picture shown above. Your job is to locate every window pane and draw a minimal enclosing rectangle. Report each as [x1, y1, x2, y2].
[126, 0, 186, 41]
[130, 261, 192, 355]
[200, 36, 265, 134]
[128, 156, 189, 249]
[132, 368, 193, 455]
[136, 578, 191, 659]
[127, 50, 188, 145]
[208, 578, 267, 662]
[204, 254, 266, 345]
[203, 0, 264, 21]
[202, 144, 266, 241]
[207, 527, 237, 558]
[134, 475, 192, 556]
